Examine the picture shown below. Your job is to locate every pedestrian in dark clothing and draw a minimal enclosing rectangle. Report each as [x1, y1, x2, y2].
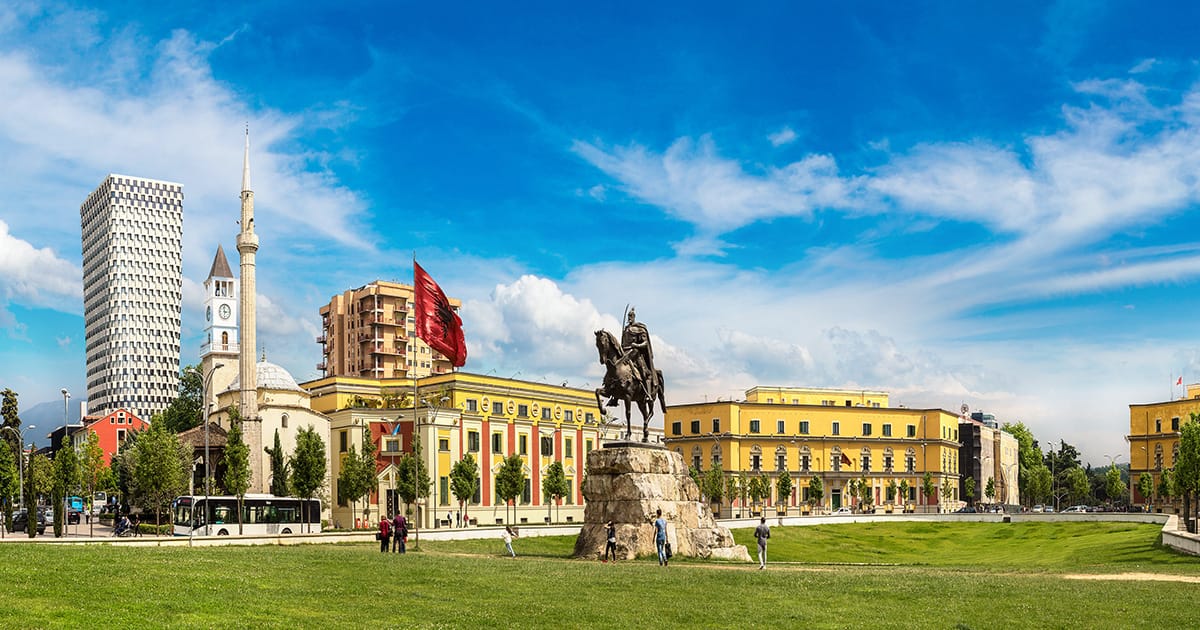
[392, 514, 406, 553]
[604, 520, 617, 562]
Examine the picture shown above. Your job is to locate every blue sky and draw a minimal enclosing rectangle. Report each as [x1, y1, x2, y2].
[2, 1, 1200, 464]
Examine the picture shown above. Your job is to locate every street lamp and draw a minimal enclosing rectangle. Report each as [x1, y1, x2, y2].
[2, 425, 33, 510]
[186, 364, 224, 515]
[60, 389, 69, 535]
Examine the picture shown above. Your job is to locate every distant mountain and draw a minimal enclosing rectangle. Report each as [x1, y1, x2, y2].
[12, 399, 84, 446]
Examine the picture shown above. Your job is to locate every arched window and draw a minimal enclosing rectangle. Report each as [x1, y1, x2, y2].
[221, 331, 229, 349]
[799, 445, 812, 473]
[861, 447, 872, 472]
[1172, 442, 1180, 467]
[750, 444, 763, 472]
[691, 445, 703, 470]
[905, 448, 916, 473]
[711, 445, 722, 468]
[1155, 444, 1164, 470]
[831, 446, 842, 472]
[883, 447, 894, 473]
[775, 445, 787, 471]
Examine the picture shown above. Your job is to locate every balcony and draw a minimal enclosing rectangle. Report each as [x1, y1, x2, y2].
[315, 334, 326, 344]
[316, 362, 326, 372]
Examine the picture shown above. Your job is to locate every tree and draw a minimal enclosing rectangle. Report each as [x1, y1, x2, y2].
[0, 434, 16, 533]
[495, 454, 525, 525]
[1104, 465, 1128, 507]
[158, 364, 203, 433]
[130, 424, 190, 530]
[1029, 465, 1052, 505]
[1159, 468, 1175, 506]
[1, 388, 19, 531]
[395, 436, 431, 522]
[985, 477, 996, 504]
[1064, 467, 1090, 505]
[1137, 472, 1154, 509]
[704, 467, 725, 515]
[921, 472, 936, 510]
[963, 477, 975, 506]
[222, 418, 251, 535]
[358, 428, 377, 525]
[747, 475, 769, 513]
[899, 479, 910, 507]
[808, 476, 824, 510]
[885, 478, 897, 503]
[688, 464, 702, 491]
[541, 461, 569, 523]
[290, 425, 326, 533]
[29, 452, 52, 503]
[725, 474, 740, 513]
[80, 431, 106, 538]
[776, 470, 793, 512]
[1178, 416, 1200, 531]
[1003, 421, 1044, 507]
[737, 472, 751, 515]
[857, 476, 872, 510]
[449, 454, 479, 525]
[265, 429, 290, 496]
[940, 479, 953, 509]
[337, 444, 369, 527]
[51, 436, 81, 537]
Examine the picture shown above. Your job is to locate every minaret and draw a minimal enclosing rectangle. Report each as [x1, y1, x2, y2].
[236, 129, 264, 491]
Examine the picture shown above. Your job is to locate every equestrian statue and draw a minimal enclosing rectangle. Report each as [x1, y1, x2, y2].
[594, 307, 667, 442]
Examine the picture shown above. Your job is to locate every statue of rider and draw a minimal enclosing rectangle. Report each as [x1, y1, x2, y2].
[619, 307, 656, 401]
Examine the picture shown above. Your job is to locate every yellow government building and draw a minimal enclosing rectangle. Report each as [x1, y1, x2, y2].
[1127, 383, 1200, 511]
[302, 372, 654, 529]
[664, 386, 963, 514]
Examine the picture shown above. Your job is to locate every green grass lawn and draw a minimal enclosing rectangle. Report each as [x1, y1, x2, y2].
[0, 522, 1195, 628]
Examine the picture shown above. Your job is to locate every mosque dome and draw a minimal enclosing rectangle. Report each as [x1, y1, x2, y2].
[224, 361, 307, 394]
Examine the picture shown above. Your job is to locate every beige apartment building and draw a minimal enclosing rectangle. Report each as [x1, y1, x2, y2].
[317, 280, 463, 380]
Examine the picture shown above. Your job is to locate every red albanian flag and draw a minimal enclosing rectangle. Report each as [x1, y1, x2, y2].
[414, 261, 467, 367]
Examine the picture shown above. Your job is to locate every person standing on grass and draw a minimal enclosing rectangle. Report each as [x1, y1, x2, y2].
[604, 520, 618, 563]
[754, 516, 770, 569]
[653, 509, 668, 567]
[379, 516, 391, 553]
[503, 525, 517, 558]
[392, 513, 406, 553]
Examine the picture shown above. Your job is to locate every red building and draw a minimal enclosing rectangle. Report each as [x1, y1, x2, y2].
[72, 409, 150, 465]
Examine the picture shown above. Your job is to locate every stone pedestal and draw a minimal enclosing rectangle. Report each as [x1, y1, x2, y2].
[573, 445, 750, 561]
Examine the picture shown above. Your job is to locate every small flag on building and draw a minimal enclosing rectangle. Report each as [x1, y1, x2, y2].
[414, 260, 468, 367]
[1177, 376, 1183, 386]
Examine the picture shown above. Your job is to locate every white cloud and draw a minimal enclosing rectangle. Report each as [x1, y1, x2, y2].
[0, 219, 80, 312]
[768, 126, 797, 147]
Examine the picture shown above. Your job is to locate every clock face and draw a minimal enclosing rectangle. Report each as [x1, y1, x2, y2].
[206, 306, 212, 321]
[219, 304, 232, 320]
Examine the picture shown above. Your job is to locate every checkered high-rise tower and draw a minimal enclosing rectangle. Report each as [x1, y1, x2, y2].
[79, 174, 184, 418]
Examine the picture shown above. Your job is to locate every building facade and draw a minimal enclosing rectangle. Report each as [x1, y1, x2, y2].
[317, 280, 462, 380]
[303, 373, 638, 530]
[79, 174, 184, 419]
[68, 408, 151, 466]
[1127, 383, 1200, 510]
[665, 387, 963, 515]
[957, 414, 1020, 506]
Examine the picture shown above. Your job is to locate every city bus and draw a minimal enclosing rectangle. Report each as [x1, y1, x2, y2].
[172, 494, 322, 536]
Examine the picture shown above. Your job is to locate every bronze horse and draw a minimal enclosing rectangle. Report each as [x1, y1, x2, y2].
[594, 330, 666, 442]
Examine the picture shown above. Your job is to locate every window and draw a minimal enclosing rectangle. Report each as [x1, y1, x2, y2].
[832, 422, 840, 436]
[671, 421, 682, 436]
[491, 433, 503, 454]
[690, 420, 701, 434]
[862, 423, 872, 436]
[1172, 417, 1181, 431]
[882, 424, 892, 437]
[883, 450, 894, 472]
[1155, 418, 1162, 433]
[749, 419, 761, 434]
[281, 413, 289, 429]
[712, 418, 720, 432]
[711, 446, 722, 467]
[799, 421, 809, 434]
[540, 436, 553, 457]
[800, 451, 811, 473]
[542, 408, 551, 420]
[518, 404, 529, 417]
[385, 439, 400, 453]
[438, 438, 449, 452]
[907, 425, 917, 438]
[339, 430, 348, 453]
[468, 431, 480, 452]
[751, 454, 761, 471]
[906, 449, 916, 473]
[861, 452, 871, 472]
[521, 480, 531, 504]
[564, 438, 573, 455]
[585, 439, 593, 453]
[519, 435, 528, 455]
[585, 413, 594, 423]
[776, 420, 785, 434]
[1155, 444, 1164, 470]
[567, 480, 574, 504]
[830, 448, 842, 472]
[466, 399, 478, 412]
[493, 402, 504, 415]
[775, 447, 786, 471]
[564, 410, 573, 422]
[440, 477, 449, 505]
[692, 446, 703, 470]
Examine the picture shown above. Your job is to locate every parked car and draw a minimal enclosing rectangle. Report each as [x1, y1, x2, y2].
[954, 506, 977, 514]
[1062, 505, 1088, 513]
[11, 509, 47, 535]
[834, 507, 853, 515]
[1031, 505, 1044, 513]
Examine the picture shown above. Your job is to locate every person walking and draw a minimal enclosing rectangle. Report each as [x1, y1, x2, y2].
[378, 516, 391, 553]
[502, 525, 517, 558]
[754, 516, 770, 569]
[653, 509, 668, 567]
[604, 520, 618, 563]
[392, 513, 407, 553]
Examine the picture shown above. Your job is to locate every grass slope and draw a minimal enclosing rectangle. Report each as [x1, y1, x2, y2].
[0, 522, 1194, 628]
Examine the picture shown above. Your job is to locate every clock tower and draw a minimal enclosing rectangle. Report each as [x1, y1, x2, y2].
[200, 244, 240, 415]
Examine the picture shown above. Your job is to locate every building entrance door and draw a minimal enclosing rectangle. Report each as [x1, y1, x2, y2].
[831, 489, 842, 509]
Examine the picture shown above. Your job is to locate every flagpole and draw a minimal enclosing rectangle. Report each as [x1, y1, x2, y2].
[412, 252, 420, 535]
